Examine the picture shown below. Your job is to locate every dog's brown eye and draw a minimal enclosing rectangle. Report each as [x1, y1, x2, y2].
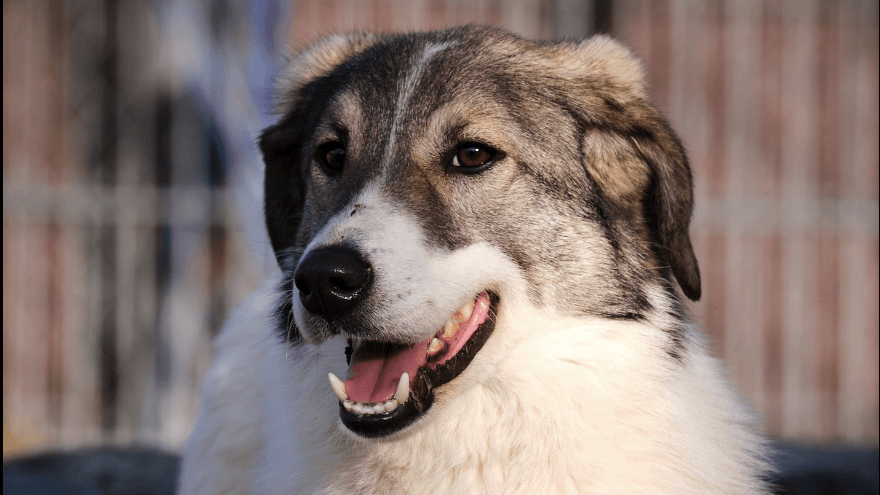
[317, 142, 346, 173]
[453, 145, 494, 170]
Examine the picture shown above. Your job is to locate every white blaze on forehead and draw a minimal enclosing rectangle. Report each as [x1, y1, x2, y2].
[418, 40, 455, 65]
[384, 41, 457, 162]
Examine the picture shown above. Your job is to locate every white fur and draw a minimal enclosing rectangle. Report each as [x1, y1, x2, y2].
[180, 244, 770, 494]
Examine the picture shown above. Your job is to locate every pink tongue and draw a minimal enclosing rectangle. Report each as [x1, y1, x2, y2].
[345, 341, 428, 403]
[343, 293, 491, 403]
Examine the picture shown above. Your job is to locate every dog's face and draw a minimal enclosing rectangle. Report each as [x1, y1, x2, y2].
[259, 26, 700, 438]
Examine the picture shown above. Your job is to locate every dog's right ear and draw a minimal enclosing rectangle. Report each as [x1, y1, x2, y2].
[566, 36, 702, 301]
[259, 34, 376, 262]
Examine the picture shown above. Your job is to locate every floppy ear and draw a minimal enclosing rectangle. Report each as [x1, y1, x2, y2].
[571, 36, 702, 301]
[259, 34, 376, 262]
[628, 117, 702, 301]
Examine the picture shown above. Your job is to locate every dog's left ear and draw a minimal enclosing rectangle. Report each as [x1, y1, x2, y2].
[567, 36, 701, 301]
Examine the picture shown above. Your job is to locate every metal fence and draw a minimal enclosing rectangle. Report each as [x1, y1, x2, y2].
[3, 0, 877, 457]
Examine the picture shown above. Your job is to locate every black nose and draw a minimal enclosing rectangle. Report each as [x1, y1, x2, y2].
[294, 246, 372, 317]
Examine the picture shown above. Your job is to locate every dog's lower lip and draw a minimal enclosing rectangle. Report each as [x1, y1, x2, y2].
[337, 291, 499, 438]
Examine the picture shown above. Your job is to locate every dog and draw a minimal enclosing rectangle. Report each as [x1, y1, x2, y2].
[178, 25, 771, 494]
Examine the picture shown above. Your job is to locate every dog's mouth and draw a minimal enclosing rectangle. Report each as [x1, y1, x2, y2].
[328, 291, 499, 438]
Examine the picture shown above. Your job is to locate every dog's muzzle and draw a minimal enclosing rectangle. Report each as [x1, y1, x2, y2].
[294, 244, 500, 438]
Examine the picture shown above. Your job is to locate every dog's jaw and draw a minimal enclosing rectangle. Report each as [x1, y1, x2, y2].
[333, 291, 500, 438]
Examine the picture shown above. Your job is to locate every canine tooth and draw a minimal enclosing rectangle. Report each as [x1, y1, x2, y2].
[427, 338, 443, 355]
[328, 373, 348, 402]
[454, 299, 475, 322]
[395, 372, 410, 403]
[383, 400, 398, 412]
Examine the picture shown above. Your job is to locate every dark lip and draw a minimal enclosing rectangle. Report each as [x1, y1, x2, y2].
[338, 291, 500, 438]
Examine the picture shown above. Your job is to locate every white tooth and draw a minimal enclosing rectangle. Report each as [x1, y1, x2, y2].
[353, 403, 366, 415]
[395, 372, 410, 403]
[442, 319, 457, 337]
[328, 373, 348, 401]
[343, 400, 353, 412]
[372, 404, 385, 414]
[383, 400, 398, 412]
[454, 299, 475, 322]
[427, 338, 443, 355]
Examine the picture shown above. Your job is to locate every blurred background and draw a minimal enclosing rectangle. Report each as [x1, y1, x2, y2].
[3, 0, 878, 491]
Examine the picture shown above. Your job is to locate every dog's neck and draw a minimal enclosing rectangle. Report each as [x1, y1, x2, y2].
[318, 318, 687, 495]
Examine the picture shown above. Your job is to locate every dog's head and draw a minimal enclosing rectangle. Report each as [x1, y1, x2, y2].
[259, 25, 700, 438]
